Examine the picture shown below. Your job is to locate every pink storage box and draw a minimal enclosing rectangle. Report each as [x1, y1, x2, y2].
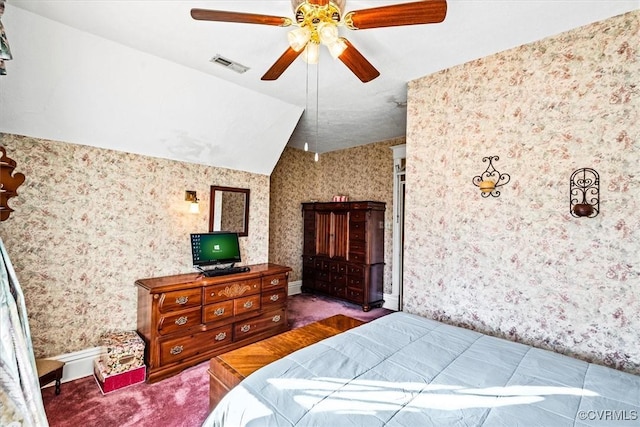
[99, 330, 145, 375]
[94, 359, 146, 394]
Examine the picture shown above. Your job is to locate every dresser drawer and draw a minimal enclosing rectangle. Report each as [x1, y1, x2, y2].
[234, 308, 287, 340]
[233, 294, 261, 316]
[262, 273, 287, 291]
[261, 288, 287, 308]
[160, 325, 232, 365]
[158, 306, 202, 336]
[157, 288, 202, 313]
[204, 279, 261, 304]
[202, 299, 234, 324]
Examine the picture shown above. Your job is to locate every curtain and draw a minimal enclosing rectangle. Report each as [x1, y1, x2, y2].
[0, 238, 49, 426]
[0, 0, 13, 75]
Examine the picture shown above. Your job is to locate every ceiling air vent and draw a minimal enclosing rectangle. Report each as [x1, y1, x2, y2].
[209, 55, 250, 74]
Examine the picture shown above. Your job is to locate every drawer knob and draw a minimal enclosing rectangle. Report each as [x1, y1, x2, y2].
[240, 324, 251, 333]
[243, 301, 253, 309]
[175, 296, 188, 305]
[214, 307, 225, 316]
[270, 278, 280, 286]
[270, 294, 279, 302]
[170, 345, 183, 355]
[215, 332, 227, 341]
[272, 315, 281, 323]
[175, 316, 188, 326]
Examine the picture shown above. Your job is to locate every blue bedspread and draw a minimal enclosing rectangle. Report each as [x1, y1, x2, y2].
[204, 312, 640, 426]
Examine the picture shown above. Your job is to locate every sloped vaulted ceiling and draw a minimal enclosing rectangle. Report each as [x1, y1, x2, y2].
[1, 1, 638, 175]
[0, 5, 302, 175]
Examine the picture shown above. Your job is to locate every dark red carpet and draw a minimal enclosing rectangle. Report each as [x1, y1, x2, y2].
[41, 293, 392, 427]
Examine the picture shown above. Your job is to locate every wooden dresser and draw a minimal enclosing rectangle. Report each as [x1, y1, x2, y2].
[135, 263, 291, 383]
[302, 201, 385, 311]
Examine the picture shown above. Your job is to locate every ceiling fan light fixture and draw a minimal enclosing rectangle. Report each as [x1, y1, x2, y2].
[287, 26, 311, 52]
[302, 42, 320, 64]
[317, 22, 339, 45]
[327, 38, 347, 59]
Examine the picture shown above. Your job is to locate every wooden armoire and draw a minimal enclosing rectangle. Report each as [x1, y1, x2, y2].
[301, 201, 385, 311]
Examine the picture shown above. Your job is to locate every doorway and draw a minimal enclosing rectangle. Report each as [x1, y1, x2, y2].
[391, 145, 406, 311]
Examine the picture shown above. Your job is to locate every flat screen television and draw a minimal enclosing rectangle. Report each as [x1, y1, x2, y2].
[190, 232, 241, 268]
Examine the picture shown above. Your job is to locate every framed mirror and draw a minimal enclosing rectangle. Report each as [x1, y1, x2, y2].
[209, 186, 250, 237]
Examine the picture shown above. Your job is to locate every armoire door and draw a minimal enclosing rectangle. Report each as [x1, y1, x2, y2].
[315, 210, 349, 259]
[331, 211, 349, 260]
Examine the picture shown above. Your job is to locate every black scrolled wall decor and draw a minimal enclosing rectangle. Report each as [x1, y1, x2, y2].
[570, 168, 599, 218]
[472, 155, 510, 198]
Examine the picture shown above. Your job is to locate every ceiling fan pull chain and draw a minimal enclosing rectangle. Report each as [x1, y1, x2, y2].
[315, 61, 320, 161]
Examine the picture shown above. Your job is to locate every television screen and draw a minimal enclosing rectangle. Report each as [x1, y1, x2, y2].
[191, 232, 241, 267]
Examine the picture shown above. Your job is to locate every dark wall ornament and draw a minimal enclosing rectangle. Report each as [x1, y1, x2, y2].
[570, 168, 599, 218]
[1, 146, 26, 221]
[472, 155, 510, 198]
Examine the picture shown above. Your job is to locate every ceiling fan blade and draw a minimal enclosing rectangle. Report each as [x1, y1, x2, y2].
[262, 47, 305, 81]
[344, 0, 447, 30]
[191, 9, 292, 27]
[337, 39, 380, 83]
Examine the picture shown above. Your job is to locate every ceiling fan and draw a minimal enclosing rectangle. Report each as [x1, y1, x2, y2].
[191, 0, 447, 83]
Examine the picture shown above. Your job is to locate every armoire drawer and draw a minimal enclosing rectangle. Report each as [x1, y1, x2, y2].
[346, 288, 364, 303]
[349, 210, 367, 222]
[160, 325, 232, 365]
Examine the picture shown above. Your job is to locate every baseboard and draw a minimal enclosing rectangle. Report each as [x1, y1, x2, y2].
[288, 279, 302, 295]
[383, 293, 400, 311]
[46, 346, 102, 384]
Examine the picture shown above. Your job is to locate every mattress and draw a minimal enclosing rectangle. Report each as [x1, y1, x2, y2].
[203, 312, 640, 426]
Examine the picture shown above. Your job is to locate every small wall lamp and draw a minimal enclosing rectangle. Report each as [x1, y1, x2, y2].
[570, 168, 599, 218]
[472, 155, 510, 198]
[185, 190, 199, 214]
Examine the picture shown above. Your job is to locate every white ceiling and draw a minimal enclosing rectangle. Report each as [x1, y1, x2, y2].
[2, 1, 638, 174]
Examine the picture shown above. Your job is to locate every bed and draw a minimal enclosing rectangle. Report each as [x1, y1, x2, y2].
[203, 311, 640, 426]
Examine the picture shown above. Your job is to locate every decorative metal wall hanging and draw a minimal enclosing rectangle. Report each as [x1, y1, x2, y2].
[570, 167, 599, 218]
[472, 155, 510, 198]
[0, 146, 26, 221]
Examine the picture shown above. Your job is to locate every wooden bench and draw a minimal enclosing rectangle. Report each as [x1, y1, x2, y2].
[208, 314, 364, 410]
[36, 359, 65, 395]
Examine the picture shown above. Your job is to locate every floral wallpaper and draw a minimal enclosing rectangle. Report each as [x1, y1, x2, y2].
[0, 134, 270, 357]
[404, 10, 639, 374]
[269, 139, 403, 294]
